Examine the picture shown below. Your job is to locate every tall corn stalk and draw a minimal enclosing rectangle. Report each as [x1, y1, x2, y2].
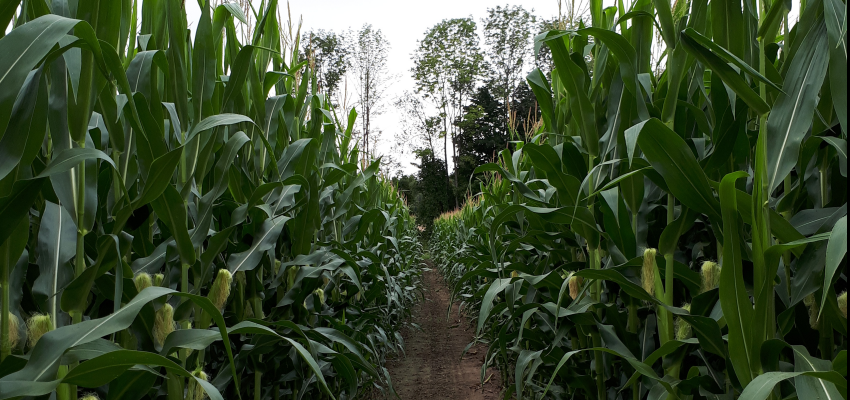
[0, 1, 422, 399]
[433, 0, 848, 399]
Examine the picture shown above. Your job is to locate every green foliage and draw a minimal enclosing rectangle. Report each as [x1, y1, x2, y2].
[455, 83, 541, 195]
[303, 29, 349, 99]
[412, 149, 455, 235]
[0, 1, 421, 399]
[481, 4, 538, 104]
[455, 86, 510, 188]
[413, 17, 485, 194]
[432, 0, 848, 399]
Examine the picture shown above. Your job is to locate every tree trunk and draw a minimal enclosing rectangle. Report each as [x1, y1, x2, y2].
[442, 113, 452, 210]
[451, 100, 459, 210]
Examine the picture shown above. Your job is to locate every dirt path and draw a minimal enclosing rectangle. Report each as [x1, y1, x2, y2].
[385, 266, 503, 400]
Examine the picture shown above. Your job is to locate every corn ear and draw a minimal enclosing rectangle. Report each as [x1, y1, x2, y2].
[642, 249, 657, 297]
[154, 304, 175, 347]
[568, 273, 583, 300]
[675, 304, 692, 341]
[26, 313, 52, 348]
[135, 273, 153, 293]
[208, 269, 233, 311]
[700, 261, 721, 293]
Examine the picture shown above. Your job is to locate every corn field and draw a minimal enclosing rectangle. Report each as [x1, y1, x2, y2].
[432, 0, 847, 399]
[0, 1, 422, 399]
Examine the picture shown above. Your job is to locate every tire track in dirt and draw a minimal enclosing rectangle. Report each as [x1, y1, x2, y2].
[384, 266, 503, 400]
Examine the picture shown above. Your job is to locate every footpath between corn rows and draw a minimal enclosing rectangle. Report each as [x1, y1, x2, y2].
[385, 264, 503, 399]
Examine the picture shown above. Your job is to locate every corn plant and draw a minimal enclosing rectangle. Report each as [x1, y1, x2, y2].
[433, 0, 847, 398]
[0, 1, 421, 399]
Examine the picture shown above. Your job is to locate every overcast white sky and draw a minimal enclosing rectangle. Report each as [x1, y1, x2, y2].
[186, 1, 571, 175]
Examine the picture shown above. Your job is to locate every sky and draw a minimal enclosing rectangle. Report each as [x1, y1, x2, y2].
[186, 0, 570, 175]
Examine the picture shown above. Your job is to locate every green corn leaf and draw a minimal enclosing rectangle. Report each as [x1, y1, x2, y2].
[133, 147, 183, 208]
[681, 315, 726, 357]
[32, 202, 77, 327]
[679, 33, 770, 115]
[38, 148, 116, 179]
[823, 0, 847, 133]
[515, 349, 544, 396]
[652, 0, 677, 48]
[600, 188, 637, 258]
[658, 206, 698, 256]
[227, 321, 335, 399]
[60, 235, 120, 314]
[718, 171, 755, 386]
[541, 347, 680, 399]
[63, 350, 224, 400]
[4, 287, 173, 383]
[104, 370, 157, 400]
[793, 346, 847, 399]
[477, 279, 513, 335]
[150, 185, 195, 266]
[159, 329, 222, 357]
[227, 215, 291, 273]
[821, 216, 847, 315]
[739, 370, 846, 400]
[629, 118, 722, 221]
[579, 27, 640, 97]
[545, 33, 600, 156]
[221, 45, 256, 110]
[164, 0, 189, 129]
[0, 179, 44, 246]
[526, 69, 556, 131]
[765, 23, 830, 192]
[192, 0, 216, 121]
[758, 0, 791, 40]
[0, 15, 99, 139]
[0, 67, 48, 181]
[186, 113, 255, 143]
[682, 28, 783, 92]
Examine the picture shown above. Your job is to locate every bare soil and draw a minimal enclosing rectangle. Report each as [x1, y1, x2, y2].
[383, 266, 503, 400]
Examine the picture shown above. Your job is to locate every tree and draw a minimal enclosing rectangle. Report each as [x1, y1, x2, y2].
[507, 81, 541, 141]
[481, 5, 537, 122]
[455, 85, 508, 193]
[350, 24, 391, 163]
[303, 29, 349, 104]
[454, 82, 540, 195]
[412, 18, 484, 201]
[394, 93, 444, 161]
[411, 148, 454, 235]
